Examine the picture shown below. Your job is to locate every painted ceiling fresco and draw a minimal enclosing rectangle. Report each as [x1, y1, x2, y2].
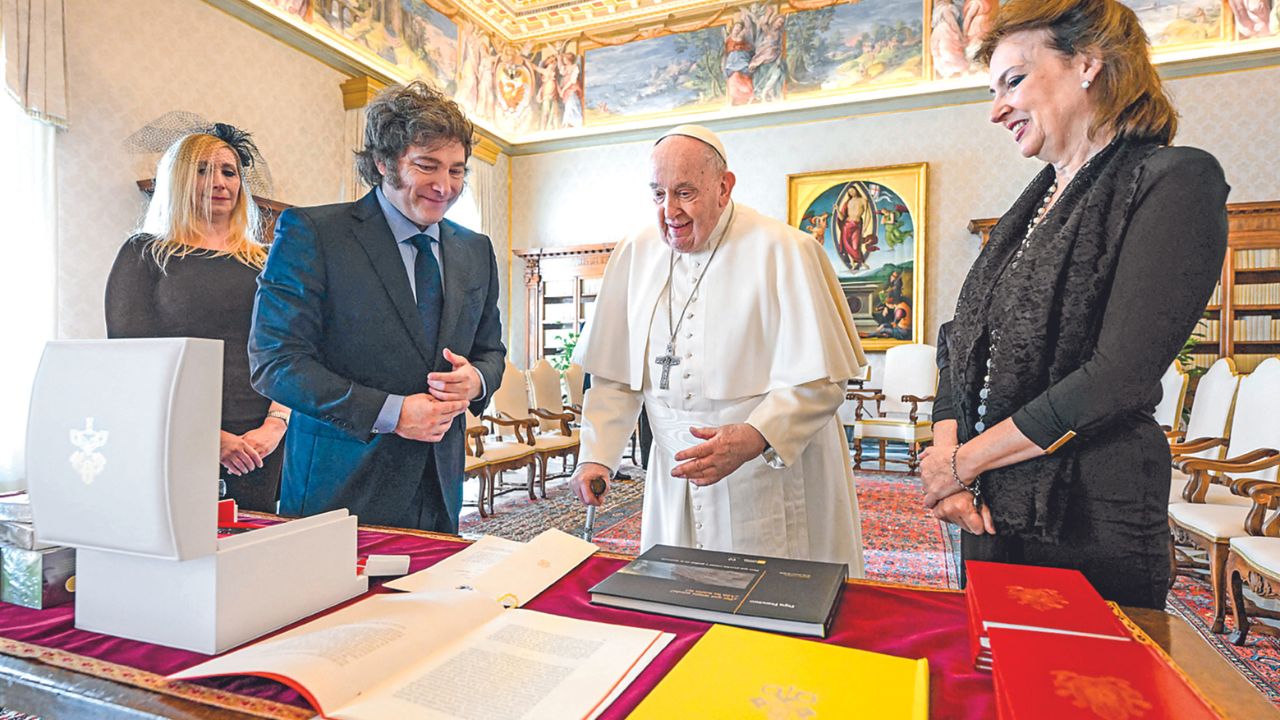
[254, 0, 1280, 144]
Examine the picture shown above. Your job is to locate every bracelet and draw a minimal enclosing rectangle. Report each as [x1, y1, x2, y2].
[266, 410, 290, 427]
[952, 445, 983, 509]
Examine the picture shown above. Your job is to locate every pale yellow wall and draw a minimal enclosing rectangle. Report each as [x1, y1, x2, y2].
[57, 0, 349, 339]
[508, 65, 1280, 368]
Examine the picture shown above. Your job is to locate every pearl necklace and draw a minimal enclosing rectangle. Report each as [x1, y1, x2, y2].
[974, 178, 1057, 434]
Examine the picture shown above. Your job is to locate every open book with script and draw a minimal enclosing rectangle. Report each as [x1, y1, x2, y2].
[171, 590, 672, 720]
[384, 528, 596, 607]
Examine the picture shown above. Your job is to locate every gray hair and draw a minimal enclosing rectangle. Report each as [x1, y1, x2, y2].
[354, 81, 474, 187]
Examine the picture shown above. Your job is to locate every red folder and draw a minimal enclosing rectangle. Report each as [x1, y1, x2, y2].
[966, 561, 1129, 669]
[989, 628, 1223, 719]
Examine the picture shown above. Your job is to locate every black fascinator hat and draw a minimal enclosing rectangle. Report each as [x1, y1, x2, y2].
[126, 111, 275, 198]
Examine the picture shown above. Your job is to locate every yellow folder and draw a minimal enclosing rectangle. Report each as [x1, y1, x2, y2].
[629, 624, 929, 719]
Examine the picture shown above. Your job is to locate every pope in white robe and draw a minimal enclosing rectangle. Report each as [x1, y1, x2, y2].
[570, 125, 869, 574]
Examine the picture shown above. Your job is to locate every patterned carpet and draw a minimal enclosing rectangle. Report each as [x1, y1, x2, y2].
[461, 458, 1280, 705]
[460, 463, 955, 585]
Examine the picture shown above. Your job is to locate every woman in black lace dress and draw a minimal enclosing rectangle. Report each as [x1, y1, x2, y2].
[105, 127, 289, 511]
[918, 0, 1229, 608]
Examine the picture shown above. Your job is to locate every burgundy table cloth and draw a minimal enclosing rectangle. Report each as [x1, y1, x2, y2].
[0, 521, 994, 719]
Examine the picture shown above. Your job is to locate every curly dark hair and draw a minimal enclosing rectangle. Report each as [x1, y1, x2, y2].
[354, 81, 475, 187]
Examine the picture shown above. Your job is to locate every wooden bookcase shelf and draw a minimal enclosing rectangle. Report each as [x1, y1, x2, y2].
[513, 243, 616, 368]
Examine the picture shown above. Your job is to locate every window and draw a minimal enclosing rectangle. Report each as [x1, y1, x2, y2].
[0, 96, 58, 490]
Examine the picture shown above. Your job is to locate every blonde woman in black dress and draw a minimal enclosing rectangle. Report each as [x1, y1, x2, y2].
[106, 127, 289, 511]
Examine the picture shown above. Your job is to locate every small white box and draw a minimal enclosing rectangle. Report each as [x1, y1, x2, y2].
[26, 339, 367, 654]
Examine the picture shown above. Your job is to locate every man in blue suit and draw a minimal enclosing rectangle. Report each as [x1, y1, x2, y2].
[249, 82, 505, 532]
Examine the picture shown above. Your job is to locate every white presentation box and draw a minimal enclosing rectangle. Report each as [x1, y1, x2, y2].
[25, 339, 368, 654]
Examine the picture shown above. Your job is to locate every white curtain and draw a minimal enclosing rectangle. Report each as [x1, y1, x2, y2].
[2, 0, 69, 128]
[0, 93, 57, 490]
[467, 156, 505, 238]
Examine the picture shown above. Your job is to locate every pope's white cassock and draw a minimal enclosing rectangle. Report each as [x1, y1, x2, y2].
[575, 200, 869, 574]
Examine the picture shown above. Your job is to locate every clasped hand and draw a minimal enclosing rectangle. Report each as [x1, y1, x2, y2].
[919, 444, 971, 508]
[672, 423, 766, 486]
[919, 444, 994, 535]
[427, 348, 482, 402]
[396, 349, 479, 442]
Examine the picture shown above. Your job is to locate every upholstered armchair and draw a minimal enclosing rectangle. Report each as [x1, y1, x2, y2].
[1154, 361, 1190, 433]
[1168, 358, 1240, 505]
[564, 362, 586, 417]
[464, 410, 537, 517]
[1167, 358, 1280, 633]
[1225, 479, 1280, 645]
[847, 344, 937, 472]
[489, 360, 580, 500]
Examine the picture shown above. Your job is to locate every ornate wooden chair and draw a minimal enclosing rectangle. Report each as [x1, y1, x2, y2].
[464, 413, 488, 517]
[1168, 358, 1240, 505]
[464, 410, 537, 517]
[1225, 479, 1280, 645]
[527, 359, 582, 495]
[1167, 358, 1280, 632]
[1154, 361, 1190, 433]
[488, 360, 578, 500]
[564, 362, 586, 417]
[846, 344, 937, 472]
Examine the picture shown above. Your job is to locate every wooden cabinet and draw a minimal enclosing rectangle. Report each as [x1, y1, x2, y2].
[513, 243, 616, 368]
[969, 200, 1280, 374]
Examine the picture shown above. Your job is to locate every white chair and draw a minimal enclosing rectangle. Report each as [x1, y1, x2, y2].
[1225, 482, 1280, 645]
[1167, 358, 1280, 632]
[1154, 361, 1190, 432]
[528, 359, 581, 493]
[464, 411, 536, 517]
[489, 360, 579, 499]
[1168, 358, 1240, 504]
[564, 362, 586, 415]
[847, 344, 937, 472]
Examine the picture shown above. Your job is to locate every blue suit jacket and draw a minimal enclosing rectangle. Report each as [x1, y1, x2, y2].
[248, 189, 506, 531]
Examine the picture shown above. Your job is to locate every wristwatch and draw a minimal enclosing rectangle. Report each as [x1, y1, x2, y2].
[761, 441, 785, 470]
[266, 410, 290, 427]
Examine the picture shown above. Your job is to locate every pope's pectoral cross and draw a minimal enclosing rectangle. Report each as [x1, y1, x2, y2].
[655, 344, 681, 390]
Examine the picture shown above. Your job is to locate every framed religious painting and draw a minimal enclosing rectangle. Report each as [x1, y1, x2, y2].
[788, 162, 926, 351]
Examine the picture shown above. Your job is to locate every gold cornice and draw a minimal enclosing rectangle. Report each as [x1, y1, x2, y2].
[340, 76, 387, 110]
[472, 133, 502, 165]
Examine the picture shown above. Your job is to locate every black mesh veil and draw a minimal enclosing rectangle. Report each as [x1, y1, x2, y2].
[126, 111, 275, 198]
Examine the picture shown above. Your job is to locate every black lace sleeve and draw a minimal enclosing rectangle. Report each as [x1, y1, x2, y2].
[932, 321, 957, 423]
[1010, 148, 1229, 448]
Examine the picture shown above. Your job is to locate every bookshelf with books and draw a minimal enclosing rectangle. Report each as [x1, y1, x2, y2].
[514, 243, 615, 368]
[1212, 201, 1280, 374]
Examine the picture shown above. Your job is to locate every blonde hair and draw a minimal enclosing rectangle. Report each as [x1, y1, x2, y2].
[140, 133, 266, 270]
[975, 0, 1178, 144]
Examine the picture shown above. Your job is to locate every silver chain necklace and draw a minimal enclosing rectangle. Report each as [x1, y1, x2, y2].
[653, 204, 735, 391]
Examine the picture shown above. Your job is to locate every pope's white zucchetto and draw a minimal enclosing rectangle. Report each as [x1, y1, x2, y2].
[655, 124, 727, 164]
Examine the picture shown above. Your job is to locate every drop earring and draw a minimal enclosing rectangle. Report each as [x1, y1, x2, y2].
[1081, 79, 1091, 89]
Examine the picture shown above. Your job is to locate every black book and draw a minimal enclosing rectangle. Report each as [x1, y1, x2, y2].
[588, 545, 847, 637]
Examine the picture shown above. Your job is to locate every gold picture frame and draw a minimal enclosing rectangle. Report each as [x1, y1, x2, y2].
[788, 162, 926, 351]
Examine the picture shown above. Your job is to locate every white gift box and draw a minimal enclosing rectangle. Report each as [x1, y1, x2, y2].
[25, 339, 367, 654]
